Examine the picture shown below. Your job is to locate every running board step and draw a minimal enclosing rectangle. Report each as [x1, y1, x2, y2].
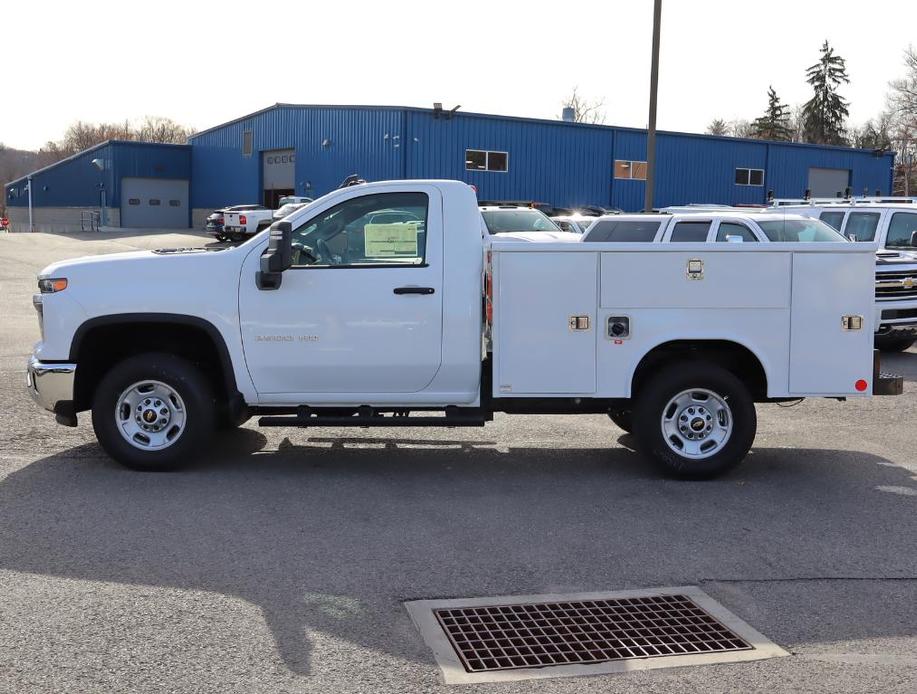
[258, 406, 488, 428]
[258, 415, 487, 428]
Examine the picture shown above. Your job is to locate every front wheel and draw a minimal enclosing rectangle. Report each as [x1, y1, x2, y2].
[632, 363, 756, 480]
[92, 353, 216, 471]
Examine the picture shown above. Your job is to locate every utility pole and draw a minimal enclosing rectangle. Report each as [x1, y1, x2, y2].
[644, 0, 662, 211]
[27, 176, 33, 232]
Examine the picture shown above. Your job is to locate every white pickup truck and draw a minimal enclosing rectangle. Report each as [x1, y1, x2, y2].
[776, 202, 917, 352]
[222, 207, 275, 241]
[27, 180, 896, 479]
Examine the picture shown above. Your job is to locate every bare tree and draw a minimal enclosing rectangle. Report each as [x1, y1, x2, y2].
[729, 119, 754, 138]
[561, 87, 606, 124]
[886, 46, 917, 195]
[136, 116, 196, 144]
[706, 118, 729, 136]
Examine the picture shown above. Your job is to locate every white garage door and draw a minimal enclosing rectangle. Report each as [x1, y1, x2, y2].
[121, 178, 190, 228]
[807, 168, 850, 198]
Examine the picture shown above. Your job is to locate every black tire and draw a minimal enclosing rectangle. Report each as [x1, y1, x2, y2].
[632, 362, 757, 480]
[608, 408, 633, 433]
[92, 353, 216, 471]
[875, 334, 915, 353]
[229, 231, 245, 243]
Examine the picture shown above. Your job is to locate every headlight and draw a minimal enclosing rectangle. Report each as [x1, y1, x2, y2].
[38, 278, 68, 293]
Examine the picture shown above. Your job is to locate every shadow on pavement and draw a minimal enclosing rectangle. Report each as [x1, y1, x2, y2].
[1, 428, 915, 675]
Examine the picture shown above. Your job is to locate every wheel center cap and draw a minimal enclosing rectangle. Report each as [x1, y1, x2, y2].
[690, 417, 706, 431]
[142, 409, 158, 423]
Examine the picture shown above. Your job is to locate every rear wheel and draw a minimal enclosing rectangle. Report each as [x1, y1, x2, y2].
[92, 353, 216, 471]
[228, 231, 245, 243]
[875, 334, 915, 353]
[632, 362, 756, 479]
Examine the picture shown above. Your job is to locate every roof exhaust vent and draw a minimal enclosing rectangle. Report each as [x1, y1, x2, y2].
[562, 106, 575, 122]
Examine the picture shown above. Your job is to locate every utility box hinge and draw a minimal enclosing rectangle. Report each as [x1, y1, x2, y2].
[842, 315, 864, 330]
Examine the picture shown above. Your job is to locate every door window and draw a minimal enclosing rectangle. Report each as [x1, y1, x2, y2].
[844, 212, 880, 242]
[669, 221, 711, 242]
[886, 212, 917, 248]
[819, 210, 845, 231]
[716, 222, 758, 242]
[582, 219, 661, 242]
[291, 192, 428, 267]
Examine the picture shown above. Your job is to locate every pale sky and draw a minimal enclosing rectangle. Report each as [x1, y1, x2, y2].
[2, 0, 915, 150]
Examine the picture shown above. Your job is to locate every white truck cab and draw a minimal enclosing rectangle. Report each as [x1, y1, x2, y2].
[26, 180, 898, 479]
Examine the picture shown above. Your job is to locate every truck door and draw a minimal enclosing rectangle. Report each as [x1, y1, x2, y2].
[238, 187, 444, 398]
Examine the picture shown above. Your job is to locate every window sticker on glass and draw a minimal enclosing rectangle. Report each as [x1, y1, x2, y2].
[364, 223, 419, 257]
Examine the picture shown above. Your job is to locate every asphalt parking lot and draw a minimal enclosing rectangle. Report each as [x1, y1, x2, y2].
[1, 231, 916, 693]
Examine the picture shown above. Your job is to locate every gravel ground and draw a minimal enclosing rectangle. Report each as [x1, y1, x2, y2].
[0, 230, 915, 693]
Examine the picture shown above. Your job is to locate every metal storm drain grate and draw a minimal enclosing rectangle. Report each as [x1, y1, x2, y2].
[406, 587, 787, 684]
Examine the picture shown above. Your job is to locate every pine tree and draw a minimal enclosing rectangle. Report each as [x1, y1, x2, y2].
[751, 86, 792, 141]
[802, 41, 850, 145]
[706, 118, 729, 136]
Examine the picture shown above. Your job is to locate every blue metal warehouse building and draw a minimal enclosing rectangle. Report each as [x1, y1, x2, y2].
[5, 103, 896, 232]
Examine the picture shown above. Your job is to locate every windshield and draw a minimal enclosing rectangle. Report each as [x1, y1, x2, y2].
[481, 209, 561, 234]
[757, 219, 847, 242]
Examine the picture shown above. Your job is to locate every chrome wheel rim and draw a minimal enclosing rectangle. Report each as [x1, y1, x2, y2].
[115, 380, 186, 451]
[660, 388, 732, 460]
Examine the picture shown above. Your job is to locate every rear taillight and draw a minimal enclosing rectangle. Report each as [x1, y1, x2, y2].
[239, 215, 247, 225]
[218, 215, 224, 223]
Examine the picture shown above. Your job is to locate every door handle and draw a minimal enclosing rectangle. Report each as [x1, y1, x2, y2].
[393, 286, 435, 295]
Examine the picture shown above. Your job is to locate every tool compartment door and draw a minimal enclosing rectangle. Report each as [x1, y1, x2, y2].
[789, 250, 876, 395]
[493, 251, 597, 395]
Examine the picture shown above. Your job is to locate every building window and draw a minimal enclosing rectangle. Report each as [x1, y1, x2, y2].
[465, 149, 508, 172]
[735, 168, 764, 186]
[128, 198, 140, 206]
[149, 199, 161, 206]
[614, 160, 648, 180]
[168, 199, 181, 207]
[242, 130, 254, 157]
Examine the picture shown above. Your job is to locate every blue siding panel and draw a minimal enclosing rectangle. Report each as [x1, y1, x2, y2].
[8, 104, 896, 217]
[406, 112, 611, 208]
[190, 106, 404, 209]
[5, 141, 190, 209]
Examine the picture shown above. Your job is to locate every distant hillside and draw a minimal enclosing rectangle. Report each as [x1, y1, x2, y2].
[0, 146, 52, 186]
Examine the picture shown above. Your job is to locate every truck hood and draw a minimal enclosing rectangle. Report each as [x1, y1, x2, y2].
[39, 247, 230, 278]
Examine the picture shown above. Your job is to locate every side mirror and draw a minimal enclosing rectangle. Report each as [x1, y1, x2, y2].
[847, 233, 858, 242]
[910, 230, 917, 247]
[256, 221, 293, 290]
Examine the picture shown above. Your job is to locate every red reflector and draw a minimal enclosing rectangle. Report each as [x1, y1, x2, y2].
[239, 215, 247, 225]
[855, 379, 868, 392]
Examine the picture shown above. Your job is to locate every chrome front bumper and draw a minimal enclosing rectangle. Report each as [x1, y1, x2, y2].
[26, 356, 77, 417]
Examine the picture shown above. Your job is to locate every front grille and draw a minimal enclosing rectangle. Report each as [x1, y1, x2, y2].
[876, 270, 917, 300]
[434, 594, 752, 673]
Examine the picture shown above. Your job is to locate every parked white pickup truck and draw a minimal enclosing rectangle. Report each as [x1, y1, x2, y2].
[222, 207, 275, 241]
[775, 203, 917, 352]
[26, 180, 897, 479]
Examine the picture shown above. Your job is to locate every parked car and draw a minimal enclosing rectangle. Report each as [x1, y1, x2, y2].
[480, 205, 567, 235]
[272, 202, 310, 221]
[278, 195, 314, 207]
[550, 215, 598, 234]
[769, 203, 917, 352]
[27, 180, 897, 479]
[206, 204, 270, 241]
